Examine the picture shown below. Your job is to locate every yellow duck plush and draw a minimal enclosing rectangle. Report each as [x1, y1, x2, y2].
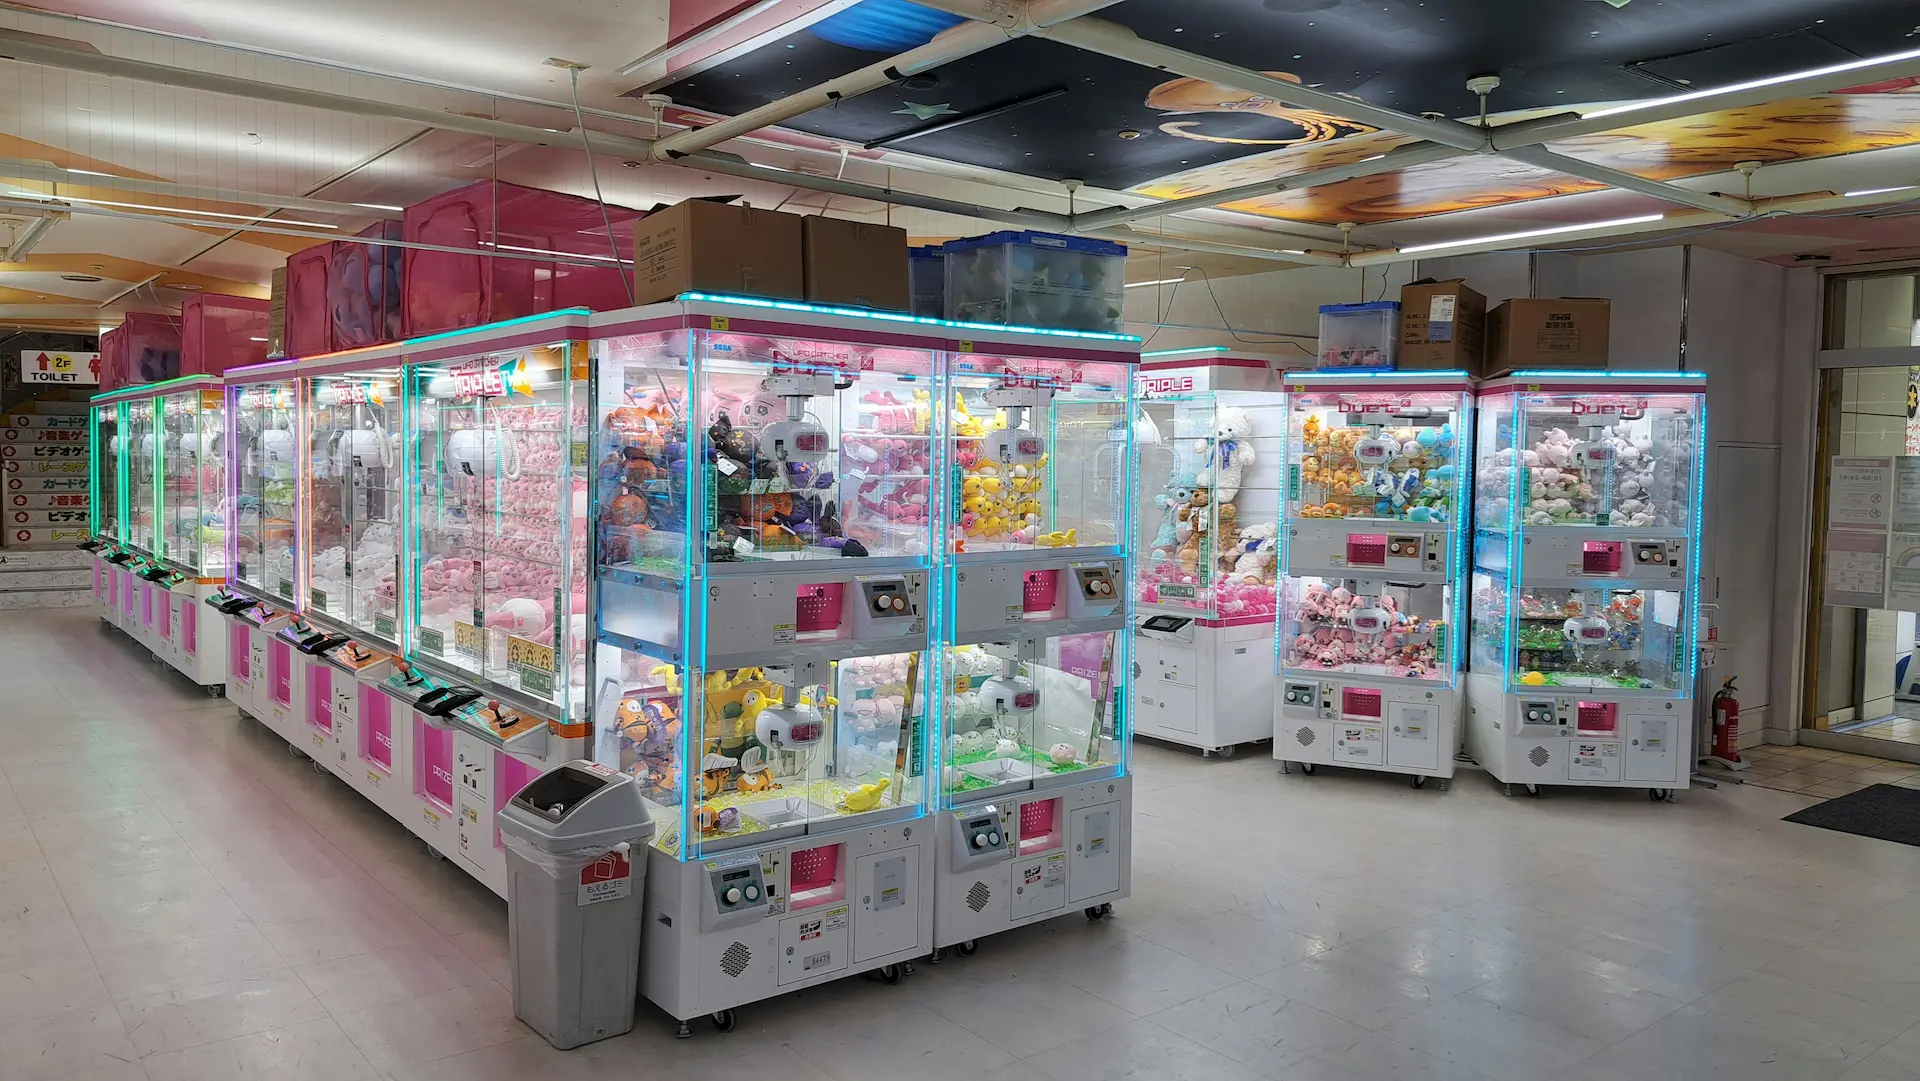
[842, 777, 891, 812]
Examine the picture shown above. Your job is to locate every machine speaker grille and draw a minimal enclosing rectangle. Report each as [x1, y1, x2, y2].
[1528, 745, 1552, 768]
[1295, 726, 1316, 747]
[720, 941, 751, 978]
[966, 881, 992, 912]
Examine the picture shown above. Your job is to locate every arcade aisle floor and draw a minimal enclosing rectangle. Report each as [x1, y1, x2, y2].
[6, 607, 1920, 1081]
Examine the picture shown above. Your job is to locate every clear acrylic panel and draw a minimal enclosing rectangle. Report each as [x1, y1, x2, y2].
[306, 368, 404, 639]
[948, 354, 1131, 555]
[231, 381, 300, 598]
[1471, 573, 1689, 693]
[1492, 390, 1700, 529]
[1135, 391, 1286, 620]
[591, 642, 687, 855]
[125, 397, 156, 554]
[158, 388, 221, 574]
[594, 331, 694, 663]
[1279, 574, 1452, 681]
[697, 330, 939, 565]
[940, 631, 1119, 801]
[406, 342, 586, 716]
[1286, 386, 1465, 525]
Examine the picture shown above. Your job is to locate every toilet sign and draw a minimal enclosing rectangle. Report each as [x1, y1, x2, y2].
[577, 848, 632, 906]
[17, 351, 100, 385]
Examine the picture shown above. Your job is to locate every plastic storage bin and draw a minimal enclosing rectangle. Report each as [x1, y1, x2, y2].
[908, 244, 945, 319]
[944, 230, 1126, 333]
[180, 294, 271, 376]
[402, 180, 644, 338]
[119, 313, 182, 384]
[1317, 301, 1399, 369]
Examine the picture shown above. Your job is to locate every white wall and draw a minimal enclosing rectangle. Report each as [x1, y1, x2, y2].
[1122, 263, 1415, 359]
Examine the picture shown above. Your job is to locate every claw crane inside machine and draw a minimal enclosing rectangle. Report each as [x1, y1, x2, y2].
[1274, 370, 1474, 789]
[587, 296, 940, 1035]
[399, 311, 595, 891]
[933, 324, 1137, 959]
[1466, 371, 1706, 800]
[1131, 347, 1291, 756]
[295, 344, 412, 813]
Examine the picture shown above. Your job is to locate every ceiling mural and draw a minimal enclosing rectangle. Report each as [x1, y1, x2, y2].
[659, 0, 1920, 223]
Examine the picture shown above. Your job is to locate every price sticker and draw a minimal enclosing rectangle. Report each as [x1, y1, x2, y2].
[453, 620, 484, 660]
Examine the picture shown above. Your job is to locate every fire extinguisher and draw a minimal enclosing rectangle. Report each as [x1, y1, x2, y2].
[1711, 678, 1741, 763]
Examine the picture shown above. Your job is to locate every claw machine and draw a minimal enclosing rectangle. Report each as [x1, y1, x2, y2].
[219, 368, 301, 728]
[119, 386, 170, 650]
[84, 397, 128, 625]
[152, 378, 232, 693]
[1132, 350, 1288, 755]
[400, 311, 594, 892]
[933, 325, 1138, 958]
[1465, 371, 1706, 800]
[1273, 371, 1474, 788]
[587, 297, 941, 1034]
[296, 345, 413, 808]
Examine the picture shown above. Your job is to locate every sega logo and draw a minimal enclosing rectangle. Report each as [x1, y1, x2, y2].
[1569, 398, 1648, 417]
[1138, 375, 1193, 395]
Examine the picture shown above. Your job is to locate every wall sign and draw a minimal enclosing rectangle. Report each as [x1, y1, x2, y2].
[17, 351, 100, 385]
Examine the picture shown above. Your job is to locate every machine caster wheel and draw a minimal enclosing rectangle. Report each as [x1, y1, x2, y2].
[1525, 784, 1541, 798]
[1085, 903, 1114, 921]
[286, 744, 309, 760]
[151, 652, 162, 664]
[1214, 744, 1238, 759]
[955, 940, 978, 957]
[1299, 762, 1316, 775]
[424, 843, 446, 860]
[1411, 775, 1426, 789]
[878, 964, 906, 985]
[676, 1021, 692, 1039]
[1649, 788, 1671, 802]
[711, 1009, 737, 1033]
[205, 684, 225, 698]
[311, 760, 329, 776]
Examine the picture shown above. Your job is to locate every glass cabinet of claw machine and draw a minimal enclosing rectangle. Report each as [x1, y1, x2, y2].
[590, 312, 941, 863]
[125, 393, 159, 557]
[92, 400, 123, 546]
[1466, 372, 1705, 792]
[1132, 364, 1287, 752]
[1273, 371, 1473, 782]
[940, 343, 1135, 799]
[157, 381, 225, 579]
[231, 379, 301, 602]
[402, 332, 591, 723]
[305, 363, 405, 643]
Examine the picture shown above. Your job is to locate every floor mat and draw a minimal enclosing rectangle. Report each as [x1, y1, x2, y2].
[1783, 783, 1920, 846]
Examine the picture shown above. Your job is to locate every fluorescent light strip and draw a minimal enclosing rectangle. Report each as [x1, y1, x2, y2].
[351, 202, 405, 212]
[1141, 346, 1230, 358]
[1397, 214, 1665, 255]
[1845, 185, 1919, 198]
[1125, 277, 1187, 289]
[1583, 45, 1920, 121]
[5, 190, 340, 229]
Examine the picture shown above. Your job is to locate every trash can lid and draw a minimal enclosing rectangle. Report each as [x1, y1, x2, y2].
[498, 761, 654, 852]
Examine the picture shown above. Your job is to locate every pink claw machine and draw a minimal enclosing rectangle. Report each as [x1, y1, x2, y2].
[296, 343, 414, 810]
[398, 310, 595, 892]
[84, 395, 130, 628]
[150, 378, 233, 694]
[217, 365, 302, 731]
[1273, 370, 1474, 789]
[1465, 371, 1706, 800]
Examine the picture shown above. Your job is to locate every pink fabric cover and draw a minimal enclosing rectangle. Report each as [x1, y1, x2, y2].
[180, 294, 270, 376]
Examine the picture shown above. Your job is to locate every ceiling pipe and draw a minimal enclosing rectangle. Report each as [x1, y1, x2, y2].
[1499, 145, 1753, 217]
[1068, 142, 1464, 231]
[648, 0, 1127, 162]
[0, 157, 394, 219]
[1090, 225, 1345, 267]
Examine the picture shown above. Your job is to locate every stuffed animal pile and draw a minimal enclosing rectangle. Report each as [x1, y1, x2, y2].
[952, 394, 1050, 550]
[1478, 420, 1683, 528]
[1140, 405, 1277, 615]
[1296, 413, 1455, 522]
[1283, 581, 1442, 679]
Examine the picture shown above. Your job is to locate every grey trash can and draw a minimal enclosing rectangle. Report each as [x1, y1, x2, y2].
[498, 761, 655, 1050]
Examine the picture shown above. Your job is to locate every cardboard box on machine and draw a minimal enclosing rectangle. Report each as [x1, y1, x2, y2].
[631, 199, 805, 304]
[802, 216, 909, 311]
[1485, 297, 1612, 376]
[1399, 278, 1486, 373]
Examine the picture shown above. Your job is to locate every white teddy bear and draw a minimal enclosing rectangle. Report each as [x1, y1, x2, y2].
[1194, 407, 1258, 504]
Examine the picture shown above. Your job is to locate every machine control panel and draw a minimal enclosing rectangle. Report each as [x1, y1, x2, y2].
[949, 805, 1011, 872]
[1517, 698, 1571, 734]
[1282, 681, 1318, 711]
[710, 862, 768, 912]
[1066, 560, 1123, 619]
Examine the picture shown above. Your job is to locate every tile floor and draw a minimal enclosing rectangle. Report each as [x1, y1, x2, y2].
[9, 607, 1920, 1080]
[1834, 711, 1920, 747]
[1738, 743, 1920, 797]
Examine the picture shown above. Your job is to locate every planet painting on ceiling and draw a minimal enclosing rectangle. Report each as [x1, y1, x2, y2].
[658, 0, 1920, 226]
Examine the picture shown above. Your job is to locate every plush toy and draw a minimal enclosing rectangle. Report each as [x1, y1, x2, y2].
[1228, 522, 1279, 582]
[1195, 407, 1257, 503]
